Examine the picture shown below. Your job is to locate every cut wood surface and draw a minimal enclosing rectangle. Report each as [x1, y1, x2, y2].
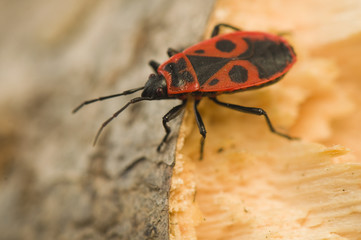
[0, 1, 215, 239]
[169, 0, 361, 239]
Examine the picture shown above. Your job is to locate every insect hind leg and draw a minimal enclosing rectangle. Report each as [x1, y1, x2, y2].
[210, 97, 298, 140]
[211, 23, 242, 37]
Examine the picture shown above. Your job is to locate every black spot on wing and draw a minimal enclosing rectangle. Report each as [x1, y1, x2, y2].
[229, 65, 248, 83]
[240, 37, 294, 79]
[208, 78, 219, 86]
[194, 49, 205, 54]
[186, 55, 231, 86]
[215, 39, 236, 52]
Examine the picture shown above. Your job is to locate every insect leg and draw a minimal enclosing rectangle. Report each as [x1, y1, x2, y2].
[167, 48, 180, 57]
[157, 100, 187, 152]
[194, 99, 207, 160]
[210, 97, 297, 140]
[211, 23, 242, 37]
[149, 60, 160, 73]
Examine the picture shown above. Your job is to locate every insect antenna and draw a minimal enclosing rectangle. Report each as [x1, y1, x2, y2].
[93, 96, 153, 145]
[72, 86, 145, 113]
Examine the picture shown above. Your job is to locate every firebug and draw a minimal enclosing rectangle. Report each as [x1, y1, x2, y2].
[73, 24, 297, 159]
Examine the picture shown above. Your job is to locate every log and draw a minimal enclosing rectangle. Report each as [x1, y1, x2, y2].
[0, 1, 215, 239]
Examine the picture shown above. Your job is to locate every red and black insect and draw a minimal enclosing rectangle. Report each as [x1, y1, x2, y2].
[73, 24, 297, 159]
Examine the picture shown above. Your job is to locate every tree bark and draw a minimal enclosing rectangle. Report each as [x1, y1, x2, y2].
[0, 1, 215, 239]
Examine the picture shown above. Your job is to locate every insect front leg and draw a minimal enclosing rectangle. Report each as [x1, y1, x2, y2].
[157, 100, 187, 152]
[210, 97, 297, 140]
[149, 60, 160, 73]
[167, 48, 180, 57]
[211, 23, 242, 37]
[194, 99, 207, 160]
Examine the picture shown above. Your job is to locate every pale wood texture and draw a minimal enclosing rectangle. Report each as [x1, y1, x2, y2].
[170, 0, 361, 239]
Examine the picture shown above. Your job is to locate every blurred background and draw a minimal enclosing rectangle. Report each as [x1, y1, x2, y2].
[0, 0, 214, 239]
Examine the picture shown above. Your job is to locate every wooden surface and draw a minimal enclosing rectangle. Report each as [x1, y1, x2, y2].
[0, 1, 215, 239]
[171, 1, 361, 239]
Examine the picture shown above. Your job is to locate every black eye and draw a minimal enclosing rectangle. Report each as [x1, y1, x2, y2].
[156, 88, 164, 96]
[149, 74, 157, 81]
